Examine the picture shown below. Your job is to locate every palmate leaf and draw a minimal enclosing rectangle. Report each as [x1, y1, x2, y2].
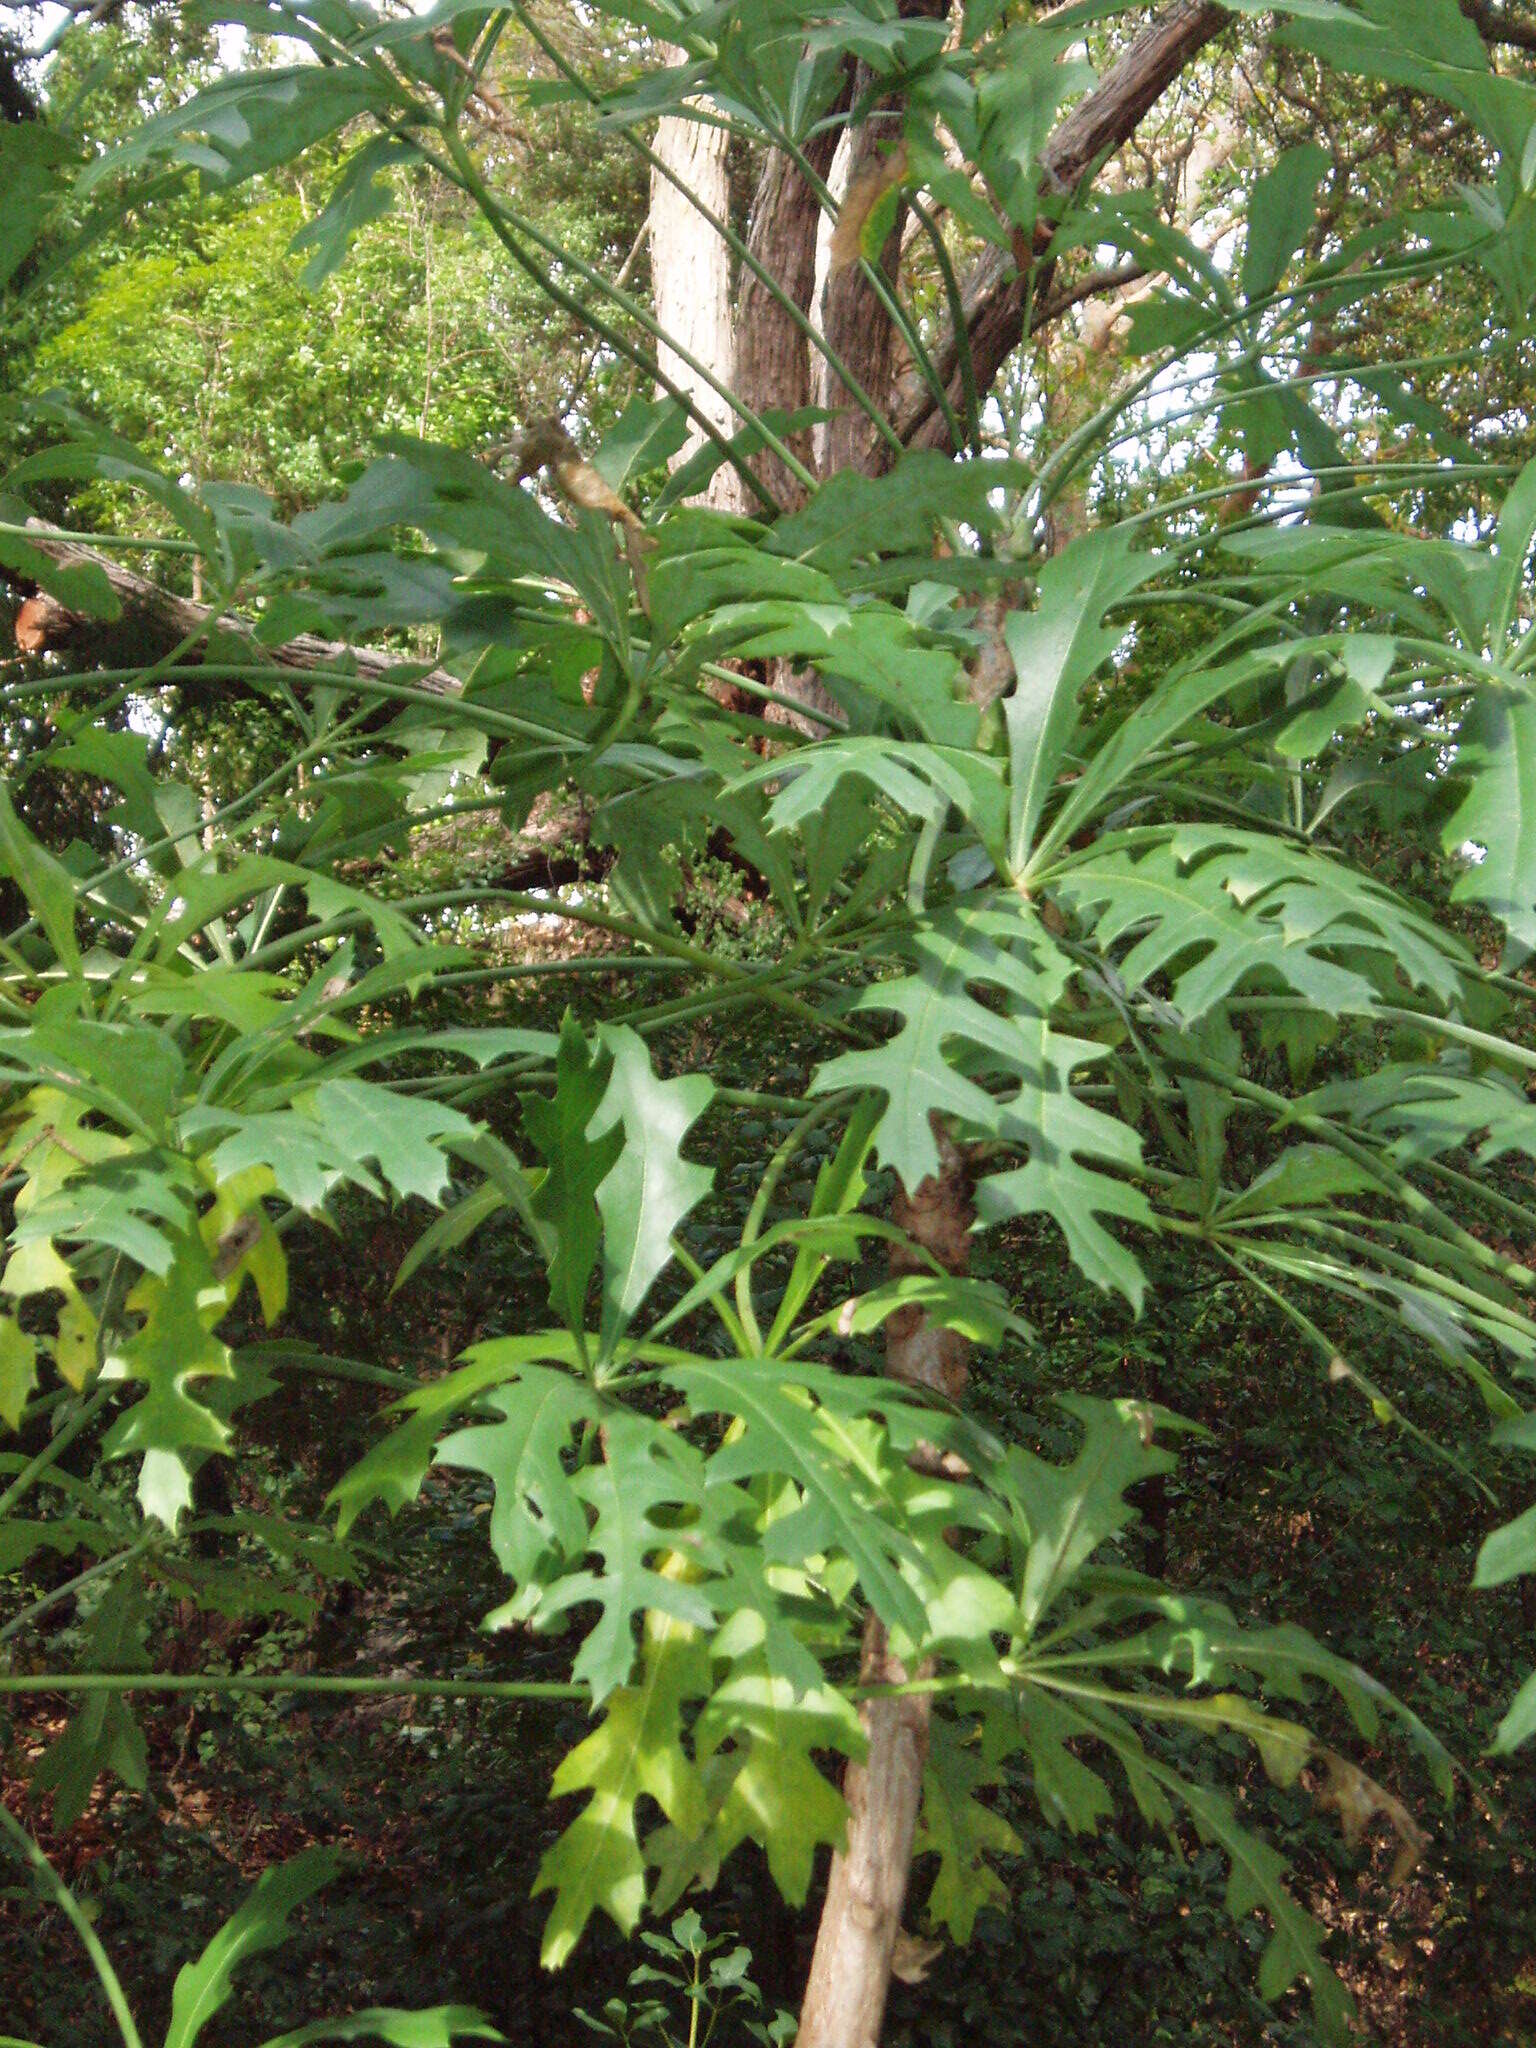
[588, 1027, 713, 1354]
[1020, 1676, 1352, 2044]
[533, 1412, 717, 1701]
[81, 62, 399, 194]
[1122, 1600, 1458, 1794]
[1004, 1395, 1176, 1631]
[182, 1081, 477, 1212]
[683, 1665, 859, 1907]
[716, 600, 979, 744]
[1012, 1687, 1117, 1837]
[1243, 141, 1331, 300]
[734, 737, 1007, 851]
[914, 1713, 1021, 1941]
[101, 1238, 235, 1528]
[1178, 1777, 1353, 2046]
[764, 451, 1026, 574]
[326, 1333, 587, 1535]
[812, 899, 1072, 1186]
[814, 899, 1151, 1298]
[667, 1357, 940, 1645]
[433, 1364, 600, 1605]
[13, 1156, 198, 1277]
[1292, 1058, 1536, 1167]
[533, 1617, 711, 1968]
[975, 1019, 1154, 1308]
[0, 1018, 186, 1137]
[1050, 825, 1472, 1019]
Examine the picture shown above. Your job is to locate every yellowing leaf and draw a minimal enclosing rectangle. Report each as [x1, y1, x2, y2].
[830, 143, 909, 273]
[55, 1290, 99, 1391]
[533, 1620, 709, 1967]
[0, 1316, 38, 1428]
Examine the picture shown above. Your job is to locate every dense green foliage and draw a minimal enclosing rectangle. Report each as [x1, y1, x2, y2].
[3, 2, 1536, 2043]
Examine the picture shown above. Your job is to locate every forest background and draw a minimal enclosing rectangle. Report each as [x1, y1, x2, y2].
[2, 3, 1536, 2045]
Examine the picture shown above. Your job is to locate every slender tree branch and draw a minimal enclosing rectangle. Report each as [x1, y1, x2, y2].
[894, 0, 1230, 450]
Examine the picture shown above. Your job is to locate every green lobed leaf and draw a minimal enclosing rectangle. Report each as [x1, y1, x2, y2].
[588, 1028, 713, 1355]
[532, 1620, 710, 1967]
[1005, 1396, 1175, 1631]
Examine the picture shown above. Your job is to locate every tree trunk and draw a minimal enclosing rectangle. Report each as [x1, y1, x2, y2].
[794, 1616, 932, 2048]
[812, 0, 946, 478]
[796, 1130, 974, 2048]
[631, 15, 1240, 2040]
[733, 125, 842, 510]
[649, 75, 745, 512]
[814, 115, 907, 478]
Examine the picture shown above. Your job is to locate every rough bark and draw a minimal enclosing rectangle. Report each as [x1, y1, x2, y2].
[814, 0, 947, 478]
[815, 115, 910, 478]
[884, 1134, 975, 1400]
[649, 65, 745, 512]
[733, 123, 843, 510]
[796, 1129, 975, 2048]
[734, 118, 848, 726]
[894, 0, 1230, 452]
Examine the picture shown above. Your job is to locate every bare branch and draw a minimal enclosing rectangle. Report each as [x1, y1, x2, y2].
[6, 529, 460, 697]
[1460, 0, 1536, 55]
[894, 0, 1229, 450]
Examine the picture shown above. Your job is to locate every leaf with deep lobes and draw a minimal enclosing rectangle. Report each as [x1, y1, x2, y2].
[533, 1620, 710, 1967]
[916, 1713, 1022, 1941]
[533, 1412, 716, 1700]
[813, 900, 1072, 1187]
[669, 1356, 934, 1645]
[434, 1365, 600, 1602]
[1003, 1396, 1175, 1631]
[1176, 1778, 1353, 2046]
[101, 1240, 234, 1529]
[588, 1027, 713, 1353]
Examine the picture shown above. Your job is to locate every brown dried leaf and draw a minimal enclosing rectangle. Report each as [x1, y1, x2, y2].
[1313, 1748, 1429, 1891]
[830, 142, 909, 273]
[554, 452, 642, 532]
[891, 1928, 944, 1984]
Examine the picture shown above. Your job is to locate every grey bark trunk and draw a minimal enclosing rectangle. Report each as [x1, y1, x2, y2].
[648, 78, 746, 513]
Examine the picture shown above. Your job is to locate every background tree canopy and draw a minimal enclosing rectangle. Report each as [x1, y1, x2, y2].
[2, 3, 1536, 2044]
